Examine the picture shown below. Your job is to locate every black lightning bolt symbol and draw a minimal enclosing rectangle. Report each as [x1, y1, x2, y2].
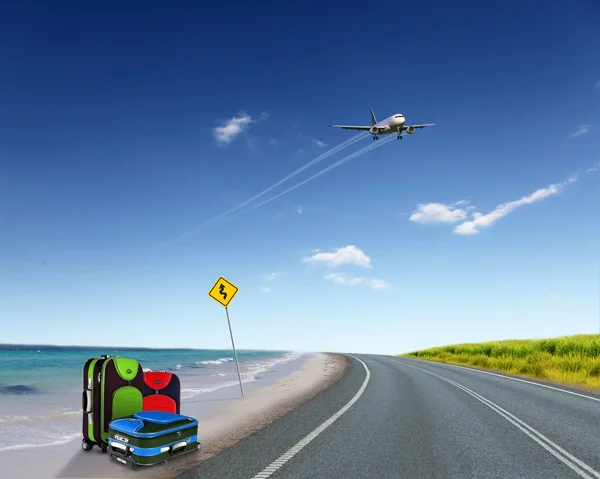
[219, 284, 227, 300]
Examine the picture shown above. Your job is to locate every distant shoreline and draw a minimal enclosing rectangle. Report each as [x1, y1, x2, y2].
[0, 344, 295, 352]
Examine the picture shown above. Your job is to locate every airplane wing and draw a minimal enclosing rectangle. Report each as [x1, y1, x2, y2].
[330, 124, 372, 131]
[406, 123, 436, 129]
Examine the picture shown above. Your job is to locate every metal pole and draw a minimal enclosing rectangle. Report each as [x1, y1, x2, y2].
[225, 307, 244, 397]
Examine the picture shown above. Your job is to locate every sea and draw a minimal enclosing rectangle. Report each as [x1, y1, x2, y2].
[0, 345, 303, 453]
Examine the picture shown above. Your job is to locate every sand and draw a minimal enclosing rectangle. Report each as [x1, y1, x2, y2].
[0, 352, 347, 479]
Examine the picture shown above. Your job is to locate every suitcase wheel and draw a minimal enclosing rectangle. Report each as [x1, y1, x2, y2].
[81, 440, 93, 452]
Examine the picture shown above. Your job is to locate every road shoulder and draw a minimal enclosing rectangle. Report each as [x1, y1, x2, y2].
[151, 352, 349, 479]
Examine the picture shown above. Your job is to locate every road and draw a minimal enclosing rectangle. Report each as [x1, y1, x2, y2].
[178, 354, 600, 479]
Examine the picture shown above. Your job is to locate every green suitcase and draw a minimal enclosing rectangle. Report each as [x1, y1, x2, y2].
[81, 355, 144, 453]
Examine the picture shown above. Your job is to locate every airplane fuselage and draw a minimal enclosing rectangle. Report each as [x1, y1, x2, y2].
[370, 114, 406, 134]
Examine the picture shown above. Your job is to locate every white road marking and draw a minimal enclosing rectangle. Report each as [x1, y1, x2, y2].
[250, 355, 371, 479]
[402, 357, 600, 403]
[399, 361, 600, 479]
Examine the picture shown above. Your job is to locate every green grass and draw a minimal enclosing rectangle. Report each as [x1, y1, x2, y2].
[399, 334, 600, 391]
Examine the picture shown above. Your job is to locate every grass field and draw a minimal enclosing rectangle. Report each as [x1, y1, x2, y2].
[400, 335, 600, 391]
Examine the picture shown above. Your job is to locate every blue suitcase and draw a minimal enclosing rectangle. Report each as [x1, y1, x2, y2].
[108, 411, 200, 468]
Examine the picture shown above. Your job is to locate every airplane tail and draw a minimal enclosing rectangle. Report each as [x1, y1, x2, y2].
[370, 108, 377, 125]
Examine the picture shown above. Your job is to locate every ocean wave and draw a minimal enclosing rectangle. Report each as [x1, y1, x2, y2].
[196, 357, 234, 366]
[0, 433, 80, 453]
[0, 410, 80, 423]
[180, 386, 219, 399]
[90, 354, 289, 376]
[179, 352, 306, 400]
[180, 378, 251, 399]
[0, 383, 38, 395]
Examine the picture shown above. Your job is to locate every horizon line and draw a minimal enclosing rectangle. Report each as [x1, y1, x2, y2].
[0, 343, 294, 352]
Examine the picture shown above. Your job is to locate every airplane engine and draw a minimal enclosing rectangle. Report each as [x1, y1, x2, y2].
[405, 126, 416, 134]
[369, 126, 380, 135]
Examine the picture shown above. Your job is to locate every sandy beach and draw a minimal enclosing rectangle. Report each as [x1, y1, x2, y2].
[1, 352, 347, 479]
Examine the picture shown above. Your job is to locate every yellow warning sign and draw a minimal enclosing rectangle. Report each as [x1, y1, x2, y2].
[208, 276, 239, 308]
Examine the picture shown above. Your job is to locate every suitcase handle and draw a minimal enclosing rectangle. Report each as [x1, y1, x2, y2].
[110, 442, 132, 457]
[82, 390, 92, 413]
[169, 441, 188, 456]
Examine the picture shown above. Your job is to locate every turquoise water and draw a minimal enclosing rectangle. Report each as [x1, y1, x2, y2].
[0, 345, 300, 452]
[0, 346, 289, 394]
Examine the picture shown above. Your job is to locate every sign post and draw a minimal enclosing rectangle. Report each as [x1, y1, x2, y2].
[208, 276, 244, 397]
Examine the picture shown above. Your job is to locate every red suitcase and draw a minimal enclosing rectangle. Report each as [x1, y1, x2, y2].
[142, 371, 181, 414]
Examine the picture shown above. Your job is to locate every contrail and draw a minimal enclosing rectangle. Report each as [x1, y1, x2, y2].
[218, 135, 396, 224]
[162, 132, 368, 245]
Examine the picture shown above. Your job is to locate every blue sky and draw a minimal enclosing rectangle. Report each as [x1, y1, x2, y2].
[1, 1, 599, 355]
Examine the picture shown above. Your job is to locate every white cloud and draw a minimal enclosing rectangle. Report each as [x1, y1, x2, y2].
[595, 80, 600, 90]
[212, 113, 253, 145]
[586, 162, 599, 173]
[570, 125, 592, 138]
[314, 139, 326, 148]
[411, 166, 598, 236]
[324, 273, 363, 286]
[296, 206, 303, 214]
[263, 272, 284, 280]
[453, 175, 578, 235]
[297, 148, 304, 154]
[369, 279, 391, 290]
[409, 201, 469, 224]
[302, 245, 372, 269]
[323, 273, 390, 290]
[260, 111, 270, 121]
[268, 138, 278, 146]
[260, 286, 271, 293]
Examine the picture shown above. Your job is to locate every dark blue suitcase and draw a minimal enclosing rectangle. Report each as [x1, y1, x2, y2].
[108, 411, 200, 468]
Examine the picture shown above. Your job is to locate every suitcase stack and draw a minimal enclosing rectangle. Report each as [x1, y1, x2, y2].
[81, 356, 199, 468]
[108, 411, 199, 468]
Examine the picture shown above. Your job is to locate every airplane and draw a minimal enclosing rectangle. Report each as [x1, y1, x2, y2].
[330, 108, 435, 140]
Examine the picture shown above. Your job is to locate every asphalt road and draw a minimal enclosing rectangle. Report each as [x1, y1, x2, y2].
[178, 354, 600, 479]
